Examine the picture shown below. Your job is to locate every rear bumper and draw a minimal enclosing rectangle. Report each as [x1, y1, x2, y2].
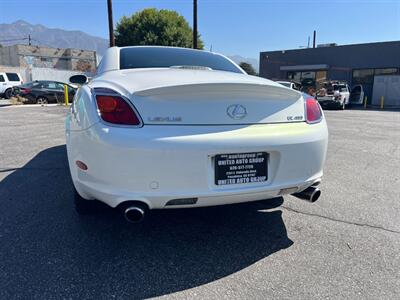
[318, 99, 342, 108]
[66, 121, 328, 209]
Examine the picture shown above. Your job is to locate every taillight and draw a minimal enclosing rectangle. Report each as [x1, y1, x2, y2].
[95, 94, 141, 126]
[305, 97, 322, 124]
[21, 88, 31, 94]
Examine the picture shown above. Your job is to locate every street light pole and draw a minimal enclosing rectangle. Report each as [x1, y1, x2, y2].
[107, 0, 115, 47]
[193, 0, 198, 49]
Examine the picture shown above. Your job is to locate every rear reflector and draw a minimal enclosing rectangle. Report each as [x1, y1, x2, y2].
[76, 160, 88, 170]
[96, 95, 141, 125]
[166, 198, 198, 206]
[305, 97, 322, 124]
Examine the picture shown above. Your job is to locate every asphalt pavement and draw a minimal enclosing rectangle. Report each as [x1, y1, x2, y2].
[0, 105, 399, 299]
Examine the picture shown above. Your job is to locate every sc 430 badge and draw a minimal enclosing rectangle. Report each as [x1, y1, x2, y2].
[287, 115, 303, 121]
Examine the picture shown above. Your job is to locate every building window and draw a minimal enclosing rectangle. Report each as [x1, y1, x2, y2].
[374, 68, 398, 76]
[287, 70, 327, 92]
[353, 68, 398, 85]
[352, 69, 374, 84]
[287, 71, 320, 82]
[301, 71, 315, 79]
[316, 71, 327, 88]
[287, 71, 301, 82]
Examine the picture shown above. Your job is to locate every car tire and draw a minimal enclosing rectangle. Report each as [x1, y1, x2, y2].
[4, 89, 12, 99]
[74, 188, 94, 215]
[36, 97, 48, 105]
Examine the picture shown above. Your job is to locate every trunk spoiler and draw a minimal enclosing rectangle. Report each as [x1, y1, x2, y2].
[134, 82, 301, 101]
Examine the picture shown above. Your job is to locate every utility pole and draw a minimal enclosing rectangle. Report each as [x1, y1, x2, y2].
[313, 30, 316, 48]
[193, 0, 198, 49]
[107, 0, 115, 47]
[28, 34, 31, 46]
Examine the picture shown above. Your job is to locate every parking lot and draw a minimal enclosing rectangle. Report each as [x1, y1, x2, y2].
[0, 106, 399, 299]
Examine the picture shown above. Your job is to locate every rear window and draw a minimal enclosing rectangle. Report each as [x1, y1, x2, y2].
[6, 73, 20, 81]
[278, 82, 292, 88]
[119, 47, 242, 74]
[20, 82, 36, 88]
[42, 82, 65, 90]
[333, 85, 347, 92]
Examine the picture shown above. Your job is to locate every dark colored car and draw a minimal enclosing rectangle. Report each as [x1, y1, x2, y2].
[13, 81, 77, 104]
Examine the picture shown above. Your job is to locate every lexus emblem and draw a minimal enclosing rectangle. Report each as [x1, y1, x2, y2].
[227, 104, 247, 120]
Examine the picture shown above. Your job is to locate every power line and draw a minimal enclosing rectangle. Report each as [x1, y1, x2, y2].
[0, 37, 28, 43]
[0, 35, 40, 45]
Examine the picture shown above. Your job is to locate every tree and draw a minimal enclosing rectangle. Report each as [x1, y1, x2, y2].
[239, 62, 257, 76]
[115, 8, 204, 49]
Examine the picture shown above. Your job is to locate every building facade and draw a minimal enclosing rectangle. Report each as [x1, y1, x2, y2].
[0, 44, 97, 73]
[259, 41, 400, 104]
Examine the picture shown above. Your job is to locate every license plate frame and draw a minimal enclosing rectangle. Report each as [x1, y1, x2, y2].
[214, 152, 268, 186]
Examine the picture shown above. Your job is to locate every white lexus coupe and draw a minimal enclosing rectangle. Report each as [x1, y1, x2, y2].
[66, 46, 328, 223]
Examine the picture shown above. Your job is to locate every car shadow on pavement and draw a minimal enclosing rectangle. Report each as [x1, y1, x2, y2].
[0, 145, 293, 299]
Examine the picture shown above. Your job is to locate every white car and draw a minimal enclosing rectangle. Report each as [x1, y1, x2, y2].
[0, 72, 23, 99]
[66, 46, 328, 223]
[276, 81, 301, 90]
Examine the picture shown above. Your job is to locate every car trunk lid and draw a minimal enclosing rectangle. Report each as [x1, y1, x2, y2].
[95, 69, 306, 125]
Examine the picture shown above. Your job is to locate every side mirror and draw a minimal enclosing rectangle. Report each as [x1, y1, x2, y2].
[69, 74, 88, 85]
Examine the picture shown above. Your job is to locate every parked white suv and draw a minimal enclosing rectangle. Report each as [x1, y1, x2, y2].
[0, 72, 23, 99]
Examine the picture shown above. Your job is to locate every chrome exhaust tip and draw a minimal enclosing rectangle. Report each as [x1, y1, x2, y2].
[124, 206, 145, 223]
[292, 186, 321, 203]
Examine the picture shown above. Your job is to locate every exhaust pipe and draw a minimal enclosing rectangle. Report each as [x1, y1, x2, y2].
[311, 180, 321, 187]
[292, 186, 321, 203]
[124, 205, 146, 223]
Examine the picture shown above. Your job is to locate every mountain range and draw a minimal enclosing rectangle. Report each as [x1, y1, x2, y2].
[0, 20, 108, 56]
[0, 20, 258, 71]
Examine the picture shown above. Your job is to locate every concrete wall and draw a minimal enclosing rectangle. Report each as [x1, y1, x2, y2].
[0, 65, 94, 83]
[68, 48, 97, 72]
[31, 68, 90, 83]
[0, 45, 97, 72]
[0, 45, 19, 66]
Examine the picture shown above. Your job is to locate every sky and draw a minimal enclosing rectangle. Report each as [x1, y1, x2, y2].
[0, 0, 399, 59]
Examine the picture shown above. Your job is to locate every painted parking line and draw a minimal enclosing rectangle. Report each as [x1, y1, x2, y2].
[0, 103, 70, 108]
